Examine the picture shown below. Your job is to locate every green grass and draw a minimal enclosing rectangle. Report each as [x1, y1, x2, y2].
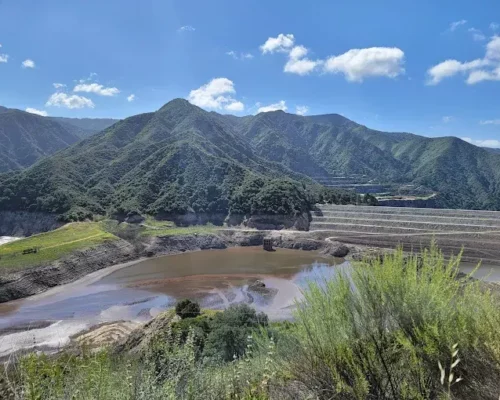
[140, 219, 219, 237]
[0, 222, 118, 271]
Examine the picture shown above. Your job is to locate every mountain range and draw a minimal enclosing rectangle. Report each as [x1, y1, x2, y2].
[0, 106, 118, 172]
[1, 99, 500, 221]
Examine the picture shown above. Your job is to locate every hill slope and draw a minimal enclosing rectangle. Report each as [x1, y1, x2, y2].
[50, 117, 119, 138]
[217, 111, 500, 210]
[0, 100, 357, 222]
[0, 109, 81, 172]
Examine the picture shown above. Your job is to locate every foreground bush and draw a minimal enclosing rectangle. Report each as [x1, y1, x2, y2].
[289, 244, 500, 399]
[175, 299, 201, 319]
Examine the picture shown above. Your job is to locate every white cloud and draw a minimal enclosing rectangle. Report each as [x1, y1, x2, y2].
[225, 101, 244, 111]
[449, 20, 467, 32]
[284, 45, 320, 75]
[73, 83, 120, 96]
[480, 119, 500, 125]
[188, 78, 244, 112]
[46, 92, 95, 109]
[427, 36, 500, 85]
[257, 100, 287, 113]
[127, 94, 135, 102]
[0, 54, 8, 63]
[490, 22, 499, 31]
[25, 108, 48, 116]
[442, 116, 453, 123]
[22, 59, 35, 68]
[468, 28, 486, 41]
[466, 68, 500, 84]
[324, 47, 405, 82]
[260, 34, 295, 54]
[295, 105, 309, 116]
[226, 51, 254, 60]
[53, 83, 66, 89]
[462, 137, 500, 148]
[486, 36, 500, 60]
[178, 25, 195, 32]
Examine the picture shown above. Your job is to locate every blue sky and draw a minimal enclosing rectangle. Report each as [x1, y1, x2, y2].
[1, 0, 500, 147]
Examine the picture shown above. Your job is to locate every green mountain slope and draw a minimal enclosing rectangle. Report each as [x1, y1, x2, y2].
[0, 109, 81, 172]
[0, 100, 357, 222]
[50, 117, 119, 138]
[218, 110, 500, 210]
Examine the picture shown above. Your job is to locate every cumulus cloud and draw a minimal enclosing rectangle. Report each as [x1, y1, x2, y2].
[324, 47, 405, 82]
[226, 51, 254, 60]
[73, 83, 120, 96]
[127, 94, 135, 102]
[490, 22, 499, 31]
[53, 83, 66, 89]
[427, 36, 500, 85]
[284, 45, 320, 75]
[0, 54, 8, 63]
[260, 34, 295, 54]
[22, 59, 35, 68]
[449, 20, 467, 32]
[295, 105, 309, 116]
[462, 137, 500, 148]
[480, 119, 500, 125]
[257, 100, 287, 113]
[46, 92, 95, 109]
[442, 116, 453, 123]
[25, 108, 48, 116]
[261, 33, 404, 81]
[188, 78, 244, 112]
[178, 25, 195, 32]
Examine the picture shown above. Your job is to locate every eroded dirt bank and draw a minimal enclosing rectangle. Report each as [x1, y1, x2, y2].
[0, 230, 361, 303]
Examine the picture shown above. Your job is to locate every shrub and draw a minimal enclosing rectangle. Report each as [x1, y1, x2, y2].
[175, 299, 201, 319]
[203, 304, 269, 362]
[290, 244, 500, 399]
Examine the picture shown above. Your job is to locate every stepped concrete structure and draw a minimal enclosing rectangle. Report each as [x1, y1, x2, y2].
[310, 204, 500, 265]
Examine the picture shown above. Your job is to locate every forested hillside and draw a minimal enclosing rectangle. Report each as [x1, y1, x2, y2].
[1, 99, 499, 218]
[0, 100, 360, 222]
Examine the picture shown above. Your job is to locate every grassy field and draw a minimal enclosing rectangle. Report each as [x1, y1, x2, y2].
[0, 222, 118, 271]
[140, 217, 219, 237]
[0, 218, 221, 272]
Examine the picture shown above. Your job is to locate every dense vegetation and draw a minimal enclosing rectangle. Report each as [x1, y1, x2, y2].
[3, 245, 500, 399]
[0, 100, 365, 222]
[0, 106, 117, 172]
[2, 99, 499, 214]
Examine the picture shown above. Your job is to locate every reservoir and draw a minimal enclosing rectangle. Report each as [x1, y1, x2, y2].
[0, 247, 347, 357]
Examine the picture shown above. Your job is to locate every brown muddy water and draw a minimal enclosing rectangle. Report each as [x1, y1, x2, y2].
[0, 247, 348, 358]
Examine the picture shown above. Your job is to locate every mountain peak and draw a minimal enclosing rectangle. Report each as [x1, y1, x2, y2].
[158, 98, 196, 112]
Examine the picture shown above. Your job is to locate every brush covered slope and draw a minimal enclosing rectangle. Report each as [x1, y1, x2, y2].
[0, 100, 357, 223]
[0, 107, 81, 172]
[0, 106, 118, 172]
[223, 111, 500, 210]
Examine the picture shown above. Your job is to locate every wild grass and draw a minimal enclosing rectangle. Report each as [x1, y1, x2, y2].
[0, 222, 117, 271]
[288, 243, 500, 399]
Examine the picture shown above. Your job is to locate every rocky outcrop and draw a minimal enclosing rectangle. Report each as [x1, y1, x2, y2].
[0, 211, 63, 236]
[321, 241, 350, 258]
